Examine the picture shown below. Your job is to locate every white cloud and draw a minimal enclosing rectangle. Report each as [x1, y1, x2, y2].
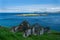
[0, 5, 60, 12]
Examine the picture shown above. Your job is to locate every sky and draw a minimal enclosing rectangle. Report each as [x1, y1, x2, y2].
[0, 0, 60, 12]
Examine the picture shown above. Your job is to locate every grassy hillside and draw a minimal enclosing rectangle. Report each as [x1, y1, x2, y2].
[0, 27, 60, 40]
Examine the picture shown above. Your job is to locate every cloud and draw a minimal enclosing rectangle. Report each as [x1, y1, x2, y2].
[0, 5, 60, 12]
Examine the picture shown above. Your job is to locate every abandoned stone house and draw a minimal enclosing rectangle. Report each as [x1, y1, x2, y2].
[11, 20, 30, 32]
[11, 20, 50, 37]
[32, 23, 44, 35]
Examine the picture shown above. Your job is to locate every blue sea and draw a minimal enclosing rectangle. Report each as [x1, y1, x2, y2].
[0, 13, 60, 32]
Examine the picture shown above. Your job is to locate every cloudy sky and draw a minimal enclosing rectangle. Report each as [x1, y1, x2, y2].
[0, 0, 60, 12]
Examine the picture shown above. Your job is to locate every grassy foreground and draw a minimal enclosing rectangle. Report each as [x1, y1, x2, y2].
[0, 27, 60, 40]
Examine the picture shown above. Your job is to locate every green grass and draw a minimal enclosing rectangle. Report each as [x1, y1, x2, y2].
[0, 27, 60, 40]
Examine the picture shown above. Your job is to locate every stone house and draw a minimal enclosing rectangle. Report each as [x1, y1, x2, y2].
[11, 20, 50, 37]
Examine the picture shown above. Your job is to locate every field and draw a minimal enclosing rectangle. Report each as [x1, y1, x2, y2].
[0, 27, 60, 40]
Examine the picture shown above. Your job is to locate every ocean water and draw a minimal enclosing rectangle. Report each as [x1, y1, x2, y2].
[0, 13, 60, 31]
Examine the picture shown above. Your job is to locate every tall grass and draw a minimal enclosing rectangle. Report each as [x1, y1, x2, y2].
[0, 27, 60, 40]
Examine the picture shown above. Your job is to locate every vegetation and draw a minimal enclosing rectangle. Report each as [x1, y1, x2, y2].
[0, 27, 60, 40]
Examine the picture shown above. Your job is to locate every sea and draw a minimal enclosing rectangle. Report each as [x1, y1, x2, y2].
[0, 13, 60, 32]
